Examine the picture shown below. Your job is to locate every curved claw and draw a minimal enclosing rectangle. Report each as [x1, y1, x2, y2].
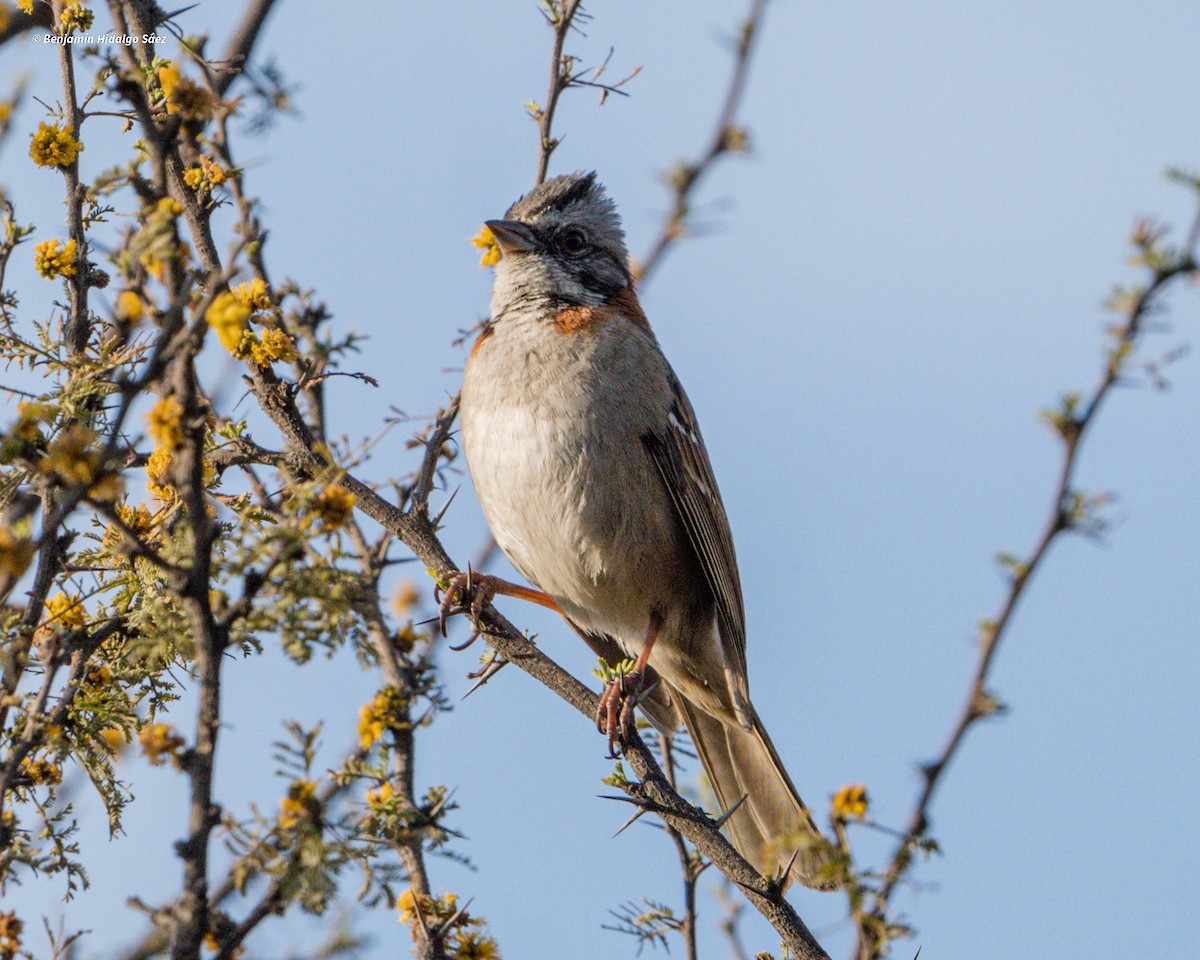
[437, 570, 496, 647]
[595, 670, 644, 757]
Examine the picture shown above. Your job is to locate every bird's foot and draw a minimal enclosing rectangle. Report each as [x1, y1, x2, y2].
[594, 659, 644, 758]
[435, 569, 498, 649]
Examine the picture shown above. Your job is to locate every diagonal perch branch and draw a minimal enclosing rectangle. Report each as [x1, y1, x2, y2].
[242, 360, 830, 960]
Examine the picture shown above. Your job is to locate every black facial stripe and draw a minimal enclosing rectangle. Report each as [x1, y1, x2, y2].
[549, 245, 630, 298]
[599, 247, 633, 285]
[578, 269, 623, 299]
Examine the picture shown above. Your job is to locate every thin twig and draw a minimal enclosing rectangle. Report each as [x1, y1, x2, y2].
[214, 0, 280, 97]
[635, 0, 767, 285]
[714, 882, 750, 960]
[853, 199, 1200, 960]
[534, 0, 586, 185]
[660, 732, 700, 960]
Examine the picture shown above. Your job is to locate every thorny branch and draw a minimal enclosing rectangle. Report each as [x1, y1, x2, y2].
[635, 0, 767, 284]
[852, 198, 1200, 959]
[236, 369, 830, 960]
[213, 0, 281, 97]
[534, 0, 587, 186]
[659, 732, 701, 960]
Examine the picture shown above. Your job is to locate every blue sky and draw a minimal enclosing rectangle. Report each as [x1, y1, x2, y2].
[3, 2, 1199, 958]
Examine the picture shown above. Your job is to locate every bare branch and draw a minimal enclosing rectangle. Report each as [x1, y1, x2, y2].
[854, 196, 1200, 959]
[534, 0, 586, 185]
[214, 0, 281, 97]
[635, 0, 767, 285]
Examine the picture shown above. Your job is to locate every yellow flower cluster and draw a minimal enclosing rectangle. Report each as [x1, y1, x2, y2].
[20, 756, 63, 786]
[365, 780, 395, 809]
[205, 291, 251, 354]
[157, 63, 215, 121]
[206, 281, 297, 367]
[34, 238, 77, 279]
[233, 277, 270, 310]
[145, 446, 174, 501]
[104, 502, 157, 549]
[137, 198, 188, 281]
[15, 0, 33, 13]
[11, 401, 53, 443]
[392, 623, 418, 654]
[119, 502, 154, 536]
[278, 779, 321, 829]
[145, 395, 184, 450]
[58, 2, 93, 33]
[182, 155, 228, 193]
[470, 225, 501, 267]
[396, 890, 500, 958]
[314, 485, 355, 529]
[44, 592, 86, 631]
[99, 727, 127, 752]
[83, 663, 113, 688]
[42, 424, 121, 499]
[143, 246, 190, 283]
[0, 909, 22, 960]
[393, 580, 420, 615]
[201, 933, 243, 959]
[452, 931, 502, 960]
[115, 290, 145, 324]
[831, 782, 869, 821]
[0, 527, 34, 580]
[248, 325, 297, 366]
[29, 121, 83, 169]
[356, 686, 410, 749]
[138, 722, 185, 766]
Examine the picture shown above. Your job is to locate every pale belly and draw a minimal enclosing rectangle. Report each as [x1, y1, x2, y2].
[460, 334, 702, 660]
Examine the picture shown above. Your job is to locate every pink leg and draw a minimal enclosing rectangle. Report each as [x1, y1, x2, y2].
[595, 612, 662, 756]
[437, 571, 562, 648]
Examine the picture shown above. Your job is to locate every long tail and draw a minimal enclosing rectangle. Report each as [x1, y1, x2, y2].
[677, 698, 838, 890]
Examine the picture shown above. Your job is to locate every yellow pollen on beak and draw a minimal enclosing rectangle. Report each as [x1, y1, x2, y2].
[470, 225, 501, 268]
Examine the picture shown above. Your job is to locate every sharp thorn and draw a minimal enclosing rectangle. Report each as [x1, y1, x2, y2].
[409, 891, 430, 936]
[466, 652, 505, 680]
[432, 486, 460, 528]
[779, 845, 802, 884]
[632, 679, 660, 706]
[612, 807, 650, 837]
[160, 3, 200, 19]
[597, 793, 650, 807]
[436, 895, 474, 937]
[428, 785, 457, 819]
[462, 661, 507, 699]
[712, 793, 749, 829]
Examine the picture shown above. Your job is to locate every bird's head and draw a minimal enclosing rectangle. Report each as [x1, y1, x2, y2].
[487, 171, 633, 316]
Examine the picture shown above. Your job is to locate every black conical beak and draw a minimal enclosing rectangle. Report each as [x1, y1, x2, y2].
[485, 220, 539, 257]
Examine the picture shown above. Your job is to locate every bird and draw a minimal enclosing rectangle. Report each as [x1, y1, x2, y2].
[445, 171, 836, 890]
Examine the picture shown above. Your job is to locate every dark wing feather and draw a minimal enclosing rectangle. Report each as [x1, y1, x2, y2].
[642, 375, 749, 695]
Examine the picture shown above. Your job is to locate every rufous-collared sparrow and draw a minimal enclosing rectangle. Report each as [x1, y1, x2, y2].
[446, 172, 835, 889]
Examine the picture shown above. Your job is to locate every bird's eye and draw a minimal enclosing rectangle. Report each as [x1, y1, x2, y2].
[558, 227, 588, 256]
